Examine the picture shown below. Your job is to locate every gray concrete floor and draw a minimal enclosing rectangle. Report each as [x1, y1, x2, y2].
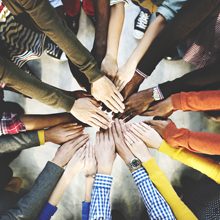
[5, 3, 209, 220]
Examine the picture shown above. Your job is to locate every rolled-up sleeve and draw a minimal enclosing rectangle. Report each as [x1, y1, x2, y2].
[157, 0, 188, 22]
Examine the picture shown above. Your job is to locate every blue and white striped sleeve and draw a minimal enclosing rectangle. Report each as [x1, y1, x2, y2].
[132, 168, 176, 220]
[89, 174, 113, 220]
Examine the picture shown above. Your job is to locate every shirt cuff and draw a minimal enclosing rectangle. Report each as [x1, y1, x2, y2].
[38, 130, 45, 145]
[171, 93, 181, 110]
[39, 202, 57, 220]
[136, 68, 148, 78]
[82, 201, 90, 218]
[93, 174, 113, 189]
[132, 168, 149, 185]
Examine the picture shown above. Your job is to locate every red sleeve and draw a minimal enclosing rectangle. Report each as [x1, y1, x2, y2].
[171, 90, 220, 111]
[163, 121, 220, 155]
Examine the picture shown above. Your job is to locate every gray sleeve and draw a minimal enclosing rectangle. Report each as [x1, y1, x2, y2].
[157, 0, 188, 21]
[0, 162, 64, 220]
[0, 131, 40, 153]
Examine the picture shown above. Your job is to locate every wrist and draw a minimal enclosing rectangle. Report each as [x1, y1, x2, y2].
[139, 153, 152, 163]
[98, 165, 112, 175]
[105, 53, 117, 62]
[50, 158, 64, 168]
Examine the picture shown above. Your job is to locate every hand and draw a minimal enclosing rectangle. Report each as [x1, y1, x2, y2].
[101, 54, 118, 81]
[124, 130, 152, 163]
[71, 97, 111, 129]
[51, 134, 89, 168]
[144, 119, 171, 138]
[45, 123, 84, 144]
[121, 72, 145, 100]
[91, 76, 125, 113]
[65, 145, 86, 176]
[114, 62, 136, 92]
[128, 122, 163, 149]
[95, 129, 116, 175]
[111, 119, 134, 164]
[118, 88, 154, 121]
[84, 143, 97, 177]
[142, 97, 174, 117]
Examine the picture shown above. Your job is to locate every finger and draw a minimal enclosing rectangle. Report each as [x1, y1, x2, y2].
[104, 100, 119, 113]
[114, 119, 123, 137]
[66, 127, 84, 134]
[119, 119, 126, 133]
[125, 131, 139, 142]
[113, 87, 124, 102]
[124, 138, 132, 149]
[96, 109, 111, 122]
[139, 122, 152, 130]
[129, 126, 144, 140]
[112, 93, 125, 112]
[90, 117, 108, 130]
[92, 114, 109, 129]
[73, 134, 89, 147]
[118, 82, 126, 92]
[66, 131, 83, 140]
[124, 133, 133, 145]
[108, 96, 124, 113]
[141, 110, 156, 117]
[87, 120, 100, 130]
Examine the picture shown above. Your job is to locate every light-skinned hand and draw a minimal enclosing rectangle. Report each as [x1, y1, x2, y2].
[84, 143, 97, 177]
[71, 97, 111, 129]
[142, 97, 174, 117]
[114, 62, 136, 92]
[111, 119, 134, 164]
[91, 76, 125, 113]
[129, 122, 163, 149]
[95, 129, 116, 175]
[64, 145, 86, 176]
[45, 123, 84, 144]
[51, 135, 89, 168]
[101, 54, 118, 81]
[124, 130, 152, 163]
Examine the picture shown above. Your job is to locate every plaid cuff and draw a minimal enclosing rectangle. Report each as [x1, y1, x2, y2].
[0, 112, 26, 135]
[132, 168, 150, 185]
[94, 174, 113, 189]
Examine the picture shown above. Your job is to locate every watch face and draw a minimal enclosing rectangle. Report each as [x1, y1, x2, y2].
[131, 158, 141, 168]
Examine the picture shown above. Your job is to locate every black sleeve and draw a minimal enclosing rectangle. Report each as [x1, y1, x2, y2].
[137, 0, 220, 75]
[158, 62, 220, 98]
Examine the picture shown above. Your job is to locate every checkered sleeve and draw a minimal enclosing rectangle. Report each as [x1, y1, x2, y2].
[132, 168, 176, 220]
[0, 112, 26, 136]
[89, 174, 113, 220]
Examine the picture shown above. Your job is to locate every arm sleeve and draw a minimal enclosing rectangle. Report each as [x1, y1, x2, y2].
[159, 62, 220, 99]
[0, 162, 63, 220]
[89, 174, 113, 220]
[157, 0, 188, 21]
[142, 159, 197, 220]
[38, 202, 58, 220]
[0, 131, 41, 153]
[82, 202, 90, 220]
[171, 90, 220, 111]
[159, 140, 220, 184]
[132, 168, 175, 220]
[3, 0, 103, 83]
[0, 57, 75, 112]
[163, 121, 220, 155]
[137, 0, 219, 76]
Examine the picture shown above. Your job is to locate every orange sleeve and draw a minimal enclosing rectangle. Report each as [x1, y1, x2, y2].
[171, 90, 220, 111]
[163, 122, 220, 155]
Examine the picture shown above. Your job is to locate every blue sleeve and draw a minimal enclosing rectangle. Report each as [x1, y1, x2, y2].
[157, 0, 188, 21]
[38, 202, 57, 220]
[82, 202, 91, 220]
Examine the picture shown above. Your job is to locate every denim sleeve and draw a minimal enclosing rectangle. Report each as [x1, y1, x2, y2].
[82, 202, 91, 220]
[157, 0, 188, 21]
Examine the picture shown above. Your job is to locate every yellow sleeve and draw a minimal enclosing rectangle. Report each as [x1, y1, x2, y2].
[37, 130, 45, 145]
[159, 140, 220, 184]
[142, 158, 197, 220]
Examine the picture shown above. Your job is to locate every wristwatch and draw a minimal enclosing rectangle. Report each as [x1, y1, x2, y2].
[127, 158, 142, 172]
[152, 86, 164, 101]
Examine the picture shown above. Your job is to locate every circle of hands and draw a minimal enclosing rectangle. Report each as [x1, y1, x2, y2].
[63, 65, 176, 173]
